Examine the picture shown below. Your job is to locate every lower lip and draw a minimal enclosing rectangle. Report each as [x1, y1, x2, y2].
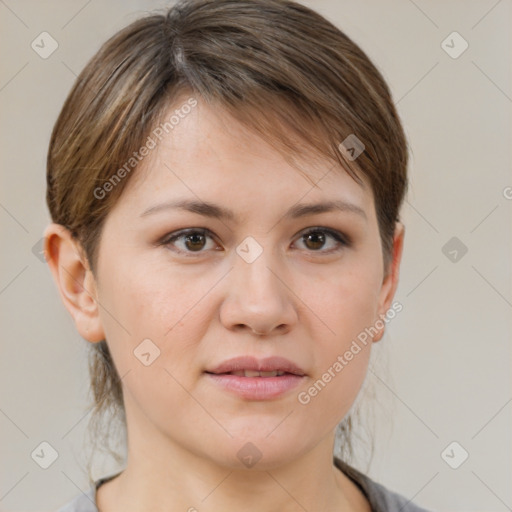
[205, 373, 304, 400]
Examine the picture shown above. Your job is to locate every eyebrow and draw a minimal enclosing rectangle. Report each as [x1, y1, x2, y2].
[140, 198, 367, 222]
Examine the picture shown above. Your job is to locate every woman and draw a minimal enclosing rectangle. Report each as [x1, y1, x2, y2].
[46, 0, 429, 510]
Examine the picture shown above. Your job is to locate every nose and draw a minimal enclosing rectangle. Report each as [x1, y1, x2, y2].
[219, 247, 298, 337]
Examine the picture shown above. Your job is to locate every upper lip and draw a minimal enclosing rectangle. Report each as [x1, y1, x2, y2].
[206, 356, 306, 376]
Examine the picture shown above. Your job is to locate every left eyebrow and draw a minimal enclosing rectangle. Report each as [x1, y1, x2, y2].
[286, 200, 367, 221]
[140, 198, 367, 222]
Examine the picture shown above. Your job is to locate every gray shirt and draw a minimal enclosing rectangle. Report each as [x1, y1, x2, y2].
[56, 457, 433, 511]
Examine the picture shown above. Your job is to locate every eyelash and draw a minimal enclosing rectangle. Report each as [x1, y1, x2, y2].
[159, 227, 351, 257]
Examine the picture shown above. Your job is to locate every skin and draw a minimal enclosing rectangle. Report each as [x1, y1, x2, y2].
[45, 96, 404, 512]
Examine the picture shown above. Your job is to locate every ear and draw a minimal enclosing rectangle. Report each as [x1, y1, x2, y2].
[372, 222, 405, 343]
[43, 223, 105, 343]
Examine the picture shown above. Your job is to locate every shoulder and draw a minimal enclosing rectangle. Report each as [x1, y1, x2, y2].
[56, 471, 122, 512]
[334, 457, 434, 512]
[55, 486, 97, 512]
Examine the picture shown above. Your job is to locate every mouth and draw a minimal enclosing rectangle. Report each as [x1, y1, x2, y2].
[206, 355, 306, 376]
[205, 356, 306, 400]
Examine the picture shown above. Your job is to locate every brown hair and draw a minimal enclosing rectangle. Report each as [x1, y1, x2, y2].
[46, 0, 408, 482]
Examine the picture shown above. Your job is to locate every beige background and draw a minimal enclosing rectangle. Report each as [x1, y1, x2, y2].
[0, 0, 510, 510]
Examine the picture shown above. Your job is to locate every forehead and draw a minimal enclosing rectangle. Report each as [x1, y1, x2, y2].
[119, 97, 374, 219]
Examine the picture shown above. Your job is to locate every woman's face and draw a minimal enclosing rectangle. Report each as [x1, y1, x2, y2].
[88, 96, 402, 470]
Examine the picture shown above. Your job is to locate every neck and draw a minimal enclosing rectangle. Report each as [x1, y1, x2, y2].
[96, 398, 366, 512]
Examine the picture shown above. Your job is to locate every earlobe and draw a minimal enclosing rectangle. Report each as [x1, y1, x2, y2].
[43, 223, 105, 343]
[372, 222, 405, 343]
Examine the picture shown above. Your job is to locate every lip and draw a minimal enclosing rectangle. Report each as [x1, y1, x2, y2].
[207, 356, 306, 376]
[205, 356, 306, 400]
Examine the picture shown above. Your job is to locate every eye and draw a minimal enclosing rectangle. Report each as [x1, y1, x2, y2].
[159, 227, 350, 257]
[160, 228, 219, 256]
[293, 227, 350, 253]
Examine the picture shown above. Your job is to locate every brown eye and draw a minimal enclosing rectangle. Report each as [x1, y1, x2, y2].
[303, 231, 326, 250]
[182, 232, 207, 251]
[295, 228, 349, 253]
[161, 228, 218, 255]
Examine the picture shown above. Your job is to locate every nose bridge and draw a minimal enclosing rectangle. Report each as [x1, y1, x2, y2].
[235, 236, 284, 303]
[239, 240, 278, 292]
[220, 235, 296, 334]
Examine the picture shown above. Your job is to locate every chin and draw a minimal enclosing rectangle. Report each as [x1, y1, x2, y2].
[204, 428, 310, 471]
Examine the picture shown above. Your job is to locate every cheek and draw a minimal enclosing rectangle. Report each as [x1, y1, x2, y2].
[295, 257, 380, 409]
[93, 257, 208, 428]
[98, 254, 189, 335]
[95, 255, 216, 376]
[299, 258, 382, 350]
[296, 270, 377, 420]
